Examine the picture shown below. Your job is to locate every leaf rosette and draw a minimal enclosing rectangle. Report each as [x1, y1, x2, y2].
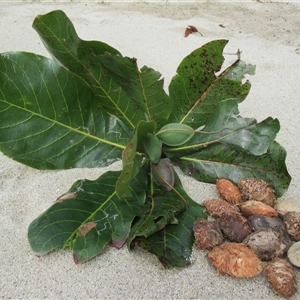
[0, 10, 291, 268]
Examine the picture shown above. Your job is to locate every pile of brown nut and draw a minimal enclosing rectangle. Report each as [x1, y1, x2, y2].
[193, 178, 300, 298]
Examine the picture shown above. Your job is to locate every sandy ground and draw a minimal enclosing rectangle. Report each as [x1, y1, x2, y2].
[1, 1, 300, 299]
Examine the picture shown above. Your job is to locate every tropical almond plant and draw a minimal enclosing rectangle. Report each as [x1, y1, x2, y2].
[0, 10, 291, 268]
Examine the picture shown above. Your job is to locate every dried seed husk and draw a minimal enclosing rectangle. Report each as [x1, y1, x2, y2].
[238, 200, 278, 218]
[284, 211, 300, 241]
[248, 215, 291, 241]
[203, 199, 240, 219]
[218, 215, 252, 242]
[193, 219, 223, 250]
[287, 241, 300, 268]
[265, 258, 298, 298]
[276, 199, 300, 217]
[243, 229, 292, 261]
[238, 178, 276, 207]
[216, 179, 242, 204]
[207, 243, 263, 278]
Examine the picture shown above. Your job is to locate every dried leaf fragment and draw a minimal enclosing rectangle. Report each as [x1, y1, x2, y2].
[184, 25, 202, 37]
[238, 200, 278, 218]
[265, 258, 297, 298]
[207, 243, 263, 278]
[78, 221, 97, 237]
[193, 219, 223, 250]
[203, 199, 240, 218]
[217, 179, 242, 204]
[238, 178, 276, 207]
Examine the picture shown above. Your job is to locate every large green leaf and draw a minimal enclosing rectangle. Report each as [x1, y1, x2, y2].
[97, 53, 173, 128]
[33, 10, 171, 129]
[134, 186, 207, 268]
[175, 141, 291, 197]
[168, 42, 255, 128]
[165, 98, 280, 157]
[28, 165, 148, 263]
[126, 178, 188, 248]
[0, 52, 130, 169]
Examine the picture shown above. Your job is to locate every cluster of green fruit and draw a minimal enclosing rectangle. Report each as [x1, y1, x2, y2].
[144, 123, 195, 191]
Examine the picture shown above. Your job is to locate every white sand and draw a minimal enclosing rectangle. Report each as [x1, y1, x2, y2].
[1, 1, 300, 299]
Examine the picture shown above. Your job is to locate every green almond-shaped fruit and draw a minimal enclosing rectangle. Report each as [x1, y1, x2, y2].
[156, 123, 195, 146]
[143, 133, 162, 164]
[151, 158, 175, 191]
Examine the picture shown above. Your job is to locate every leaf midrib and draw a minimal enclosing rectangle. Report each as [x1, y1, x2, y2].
[38, 18, 135, 129]
[0, 99, 126, 149]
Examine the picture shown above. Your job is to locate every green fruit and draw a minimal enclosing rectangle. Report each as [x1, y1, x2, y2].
[156, 123, 195, 146]
[151, 158, 175, 191]
[143, 133, 162, 164]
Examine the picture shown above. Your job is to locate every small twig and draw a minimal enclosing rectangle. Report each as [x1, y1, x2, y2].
[224, 49, 242, 60]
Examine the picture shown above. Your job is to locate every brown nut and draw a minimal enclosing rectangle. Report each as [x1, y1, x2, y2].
[248, 215, 291, 241]
[207, 243, 263, 278]
[276, 199, 300, 217]
[203, 199, 240, 219]
[283, 211, 300, 241]
[216, 178, 242, 205]
[218, 215, 252, 242]
[238, 178, 276, 207]
[243, 229, 291, 261]
[193, 219, 223, 250]
[287, 241, 300, 268]
[265, 258, 298, 298]
[238, 200, 278, 218]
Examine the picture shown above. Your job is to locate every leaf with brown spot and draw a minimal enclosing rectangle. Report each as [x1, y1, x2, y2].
[55, 192, 77, 203]
[78, 221, 97, 237]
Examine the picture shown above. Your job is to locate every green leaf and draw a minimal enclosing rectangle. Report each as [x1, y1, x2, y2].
[0, 52, 130, 169]
[116, 121, 155, 198]
[135, 187, 207, 268]
[169, 42, 255, 128]
[97, 53, 173, 128]
[165, 98, 280, 157]
[175, 141, 291, 197]
[33, 10, 171, 129]
[126, 171, 189, 248]
[28, 166, 148, 263]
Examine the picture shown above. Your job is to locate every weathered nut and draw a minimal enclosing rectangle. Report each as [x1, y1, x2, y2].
[287, 241, 300, 268]
[216, 179, 242, 204]
[193, 219, 223, 250]
[238, 200, 278, 218]
[283, 211, 300, 241]
[203, 199, 240, 219]
[207, 243, 263, 278]
[276, 199, 300, 217]
[143, 133, 162, 164]
[151, 158, 174, 191]
[218, 215, 252, 242]
[156, 123, 195, 147]
[238, 178, 276, 207]
[265, 258, 298, 298]
[248, 215, 291, 241]
[243, 229, 291, 261]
